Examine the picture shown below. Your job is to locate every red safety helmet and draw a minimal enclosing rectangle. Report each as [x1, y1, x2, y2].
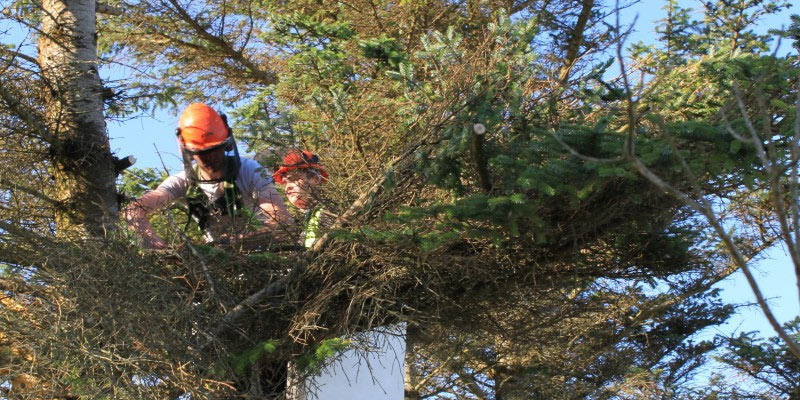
[273, 150, 328, 185]
[177, 103, 231, 152]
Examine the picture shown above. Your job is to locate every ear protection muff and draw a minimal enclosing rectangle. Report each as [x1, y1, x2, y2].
[218, 111, 242, 180]
[219, 111, 235, 151]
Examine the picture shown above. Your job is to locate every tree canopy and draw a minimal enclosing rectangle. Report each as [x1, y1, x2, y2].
[1, 0, 799, 399]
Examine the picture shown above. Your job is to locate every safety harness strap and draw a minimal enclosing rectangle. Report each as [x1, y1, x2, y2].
[185, 159, 244, 231]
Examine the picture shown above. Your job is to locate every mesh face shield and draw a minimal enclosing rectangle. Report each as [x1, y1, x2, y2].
[177, 117, 241, 184]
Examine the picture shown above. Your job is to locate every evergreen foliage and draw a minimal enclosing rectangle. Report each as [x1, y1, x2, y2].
[695, 319, 800, 398]
[0, 0, 798, 398]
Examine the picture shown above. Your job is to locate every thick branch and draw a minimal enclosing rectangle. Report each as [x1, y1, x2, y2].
[557, 0, 595, 85]
[470, 128, 493, 193]
[0, 47, 39, 67]
[165, 0, 276, 85]
[0, 178, 63, 208]
[209, 261, 305, 338]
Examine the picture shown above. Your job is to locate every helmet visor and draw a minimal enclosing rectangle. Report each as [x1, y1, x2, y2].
[181, 137, 230, 156]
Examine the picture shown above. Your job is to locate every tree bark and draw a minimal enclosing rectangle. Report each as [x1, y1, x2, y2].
[38, 0, 118, 237]
[404, 326, 422, 400]
[556, 0, 595, 85]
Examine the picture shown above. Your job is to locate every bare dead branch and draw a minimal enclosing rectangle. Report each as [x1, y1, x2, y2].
[720, 109, 750, 142]
[0, 178, 62, 208]
[0, 80, 60, 150]
[0, 47, 39, 68]
[732, 84, 772, 169]
[164, 0, 277, 85]
[209, 262, 303, 339]
[732, 83, 800, 303]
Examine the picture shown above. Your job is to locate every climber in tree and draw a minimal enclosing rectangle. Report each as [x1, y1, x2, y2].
[124, 103, 294, 249]
[272, 149, 334, 249]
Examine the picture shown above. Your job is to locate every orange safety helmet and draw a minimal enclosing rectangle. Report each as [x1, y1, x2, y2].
[177, 103, 230, 152]
[273, 150, 328, 185]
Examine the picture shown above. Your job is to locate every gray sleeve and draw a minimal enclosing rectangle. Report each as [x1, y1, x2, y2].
[238, 158, 275, 202]
[155, 172, 190, 201]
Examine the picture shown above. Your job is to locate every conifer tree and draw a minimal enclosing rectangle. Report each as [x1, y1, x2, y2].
[1, 0, 122, 396]
[0, 1, 797, 399]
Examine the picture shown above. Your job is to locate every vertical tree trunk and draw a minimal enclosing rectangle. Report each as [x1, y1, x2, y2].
[38, 0, 117, 238]
[404, 326, 423, 400]
[556, 0, 595, 85]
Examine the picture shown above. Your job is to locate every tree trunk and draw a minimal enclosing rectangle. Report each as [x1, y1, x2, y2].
[404, 326, 422, 400]
[556, 0, 595, 85]
[38, 0, 117, 238]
